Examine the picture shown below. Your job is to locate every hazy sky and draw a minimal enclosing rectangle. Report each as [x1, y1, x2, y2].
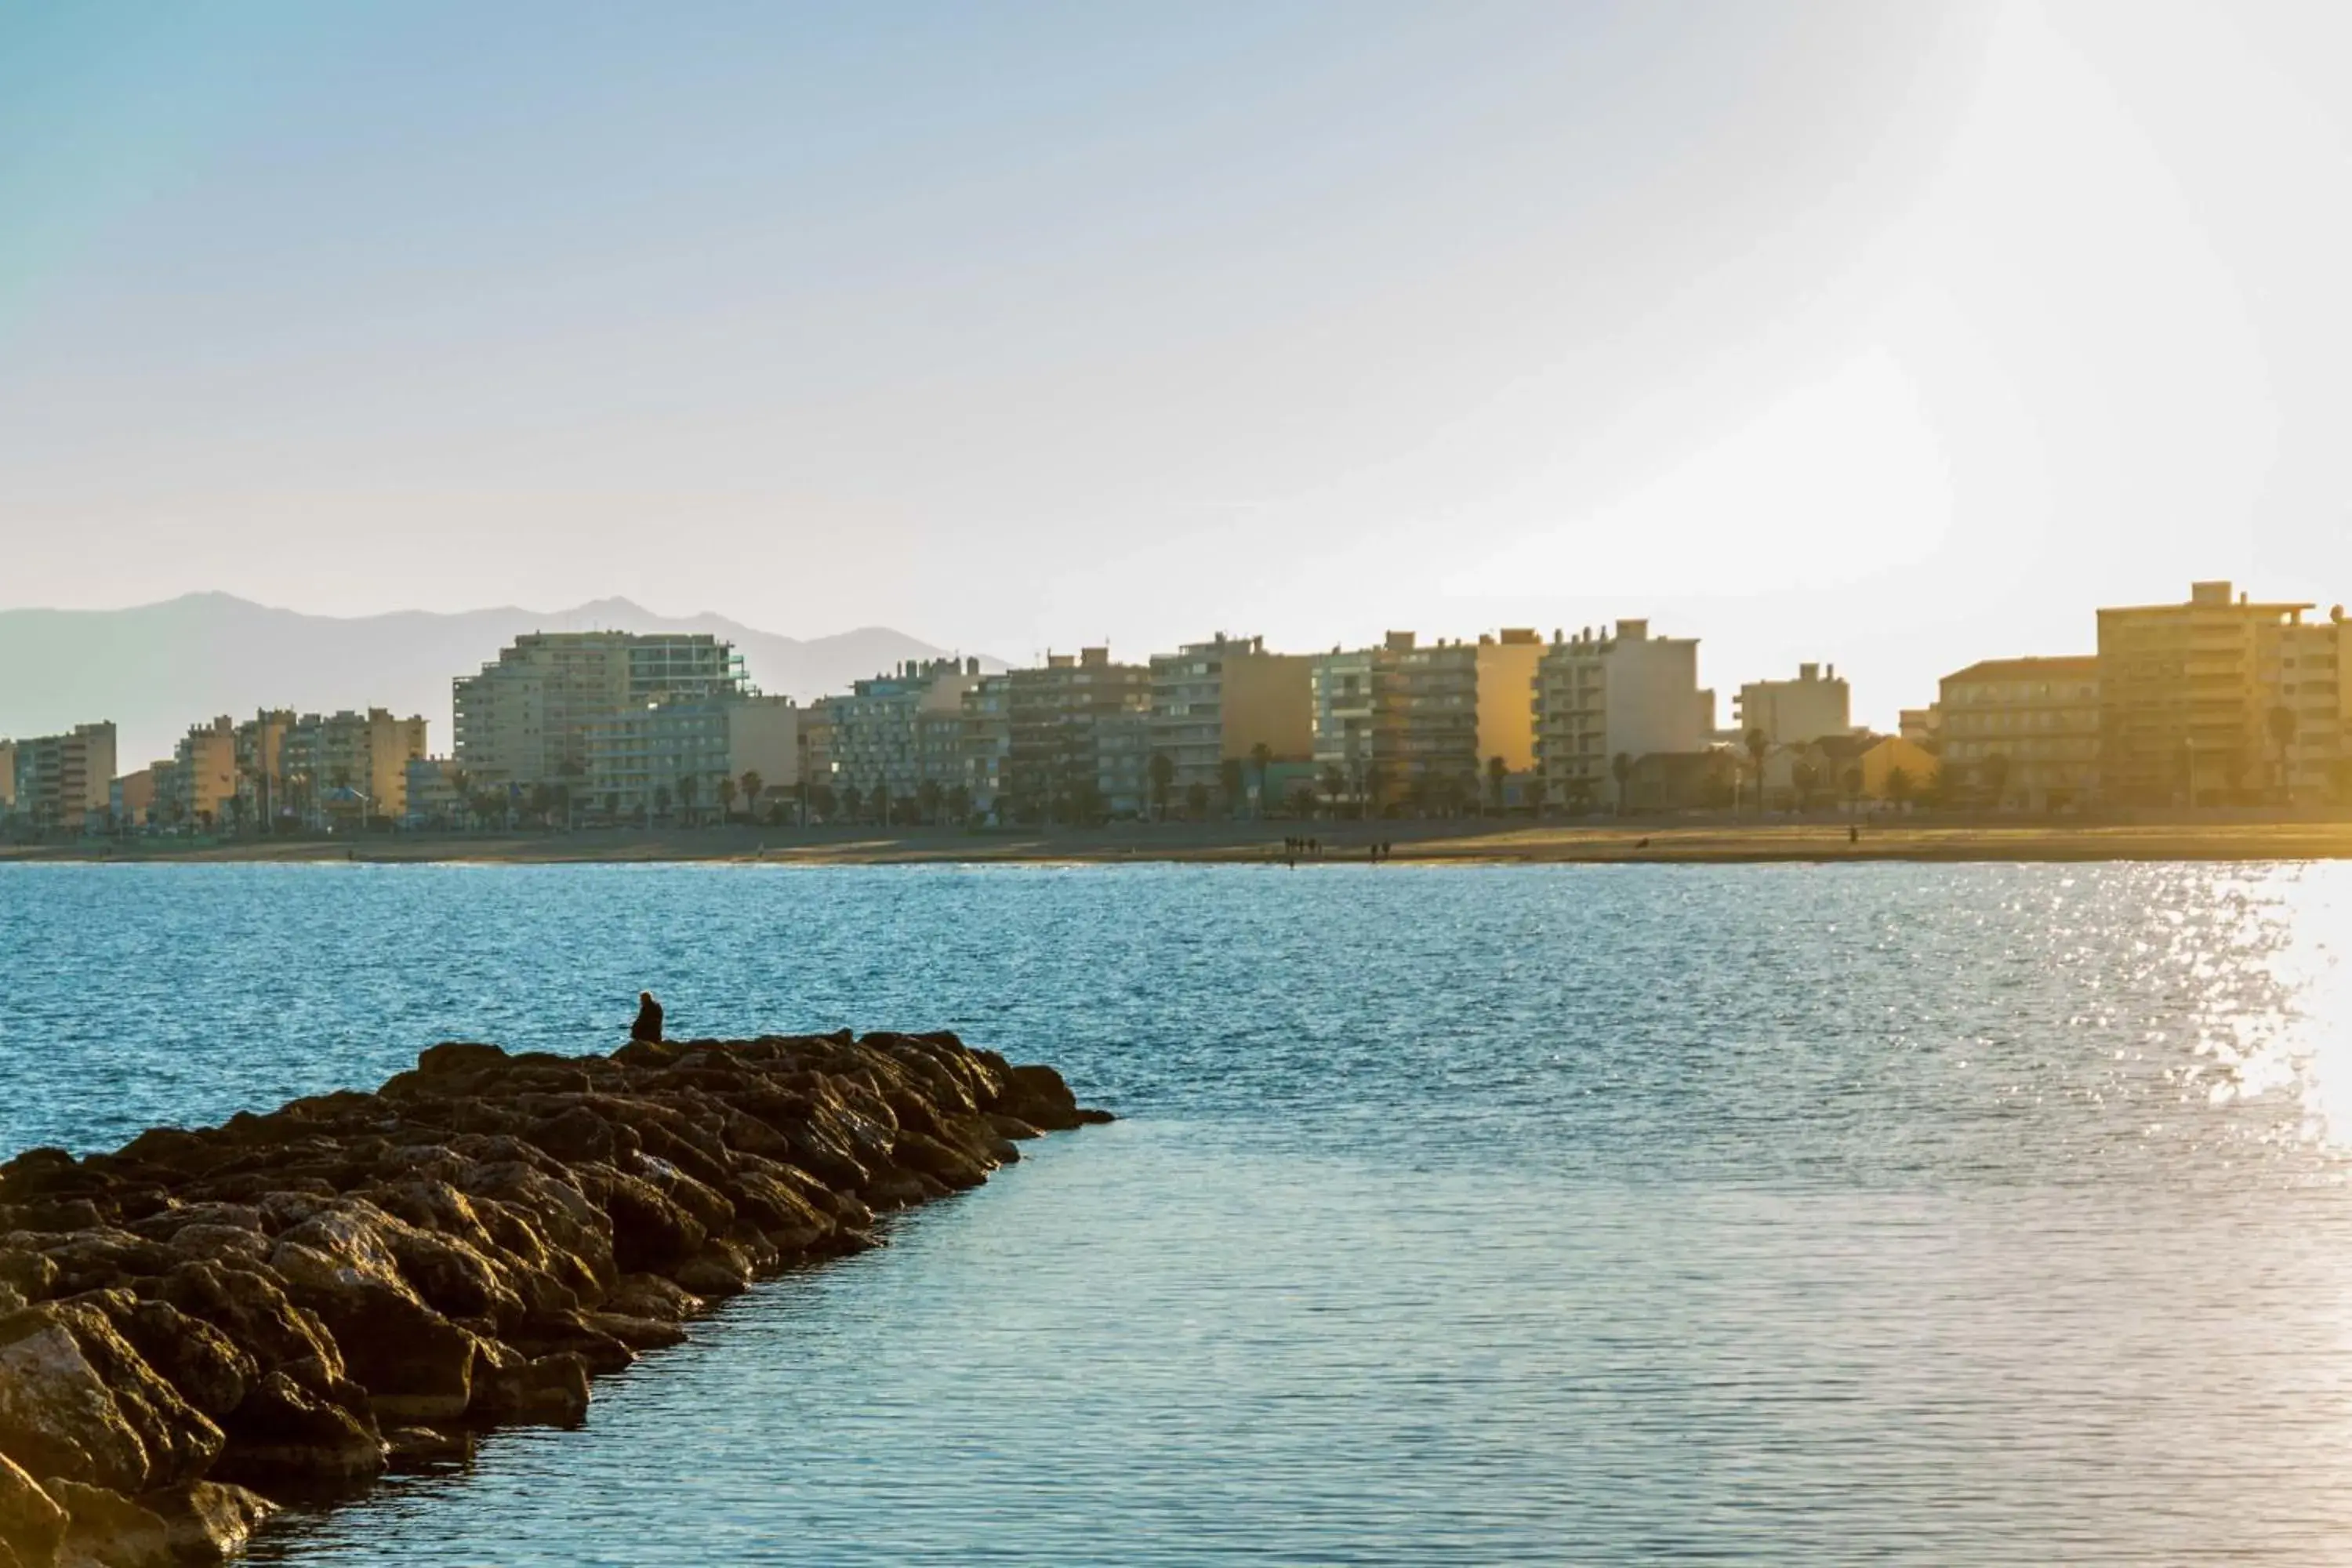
[5, 1, 2350, 724]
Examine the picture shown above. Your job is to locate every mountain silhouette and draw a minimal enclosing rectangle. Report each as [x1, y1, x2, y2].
[0, 593, 994, 769]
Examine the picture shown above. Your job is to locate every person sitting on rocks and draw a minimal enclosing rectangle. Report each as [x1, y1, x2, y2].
[632, 990, 664, 1043]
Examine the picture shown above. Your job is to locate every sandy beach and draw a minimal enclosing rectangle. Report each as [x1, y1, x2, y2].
[13, 815, 2352, 867]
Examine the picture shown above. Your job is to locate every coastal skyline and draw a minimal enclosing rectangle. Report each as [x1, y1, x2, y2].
[10, 2, 2352, 735]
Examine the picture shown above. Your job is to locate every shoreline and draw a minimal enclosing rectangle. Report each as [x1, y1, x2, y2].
[13, 816, 2352, 867]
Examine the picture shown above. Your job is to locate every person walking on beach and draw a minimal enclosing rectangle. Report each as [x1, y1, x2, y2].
[632, 990, 664, 1043]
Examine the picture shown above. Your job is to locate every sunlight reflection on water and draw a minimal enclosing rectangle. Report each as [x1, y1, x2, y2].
[11, 860, 2352, 1561]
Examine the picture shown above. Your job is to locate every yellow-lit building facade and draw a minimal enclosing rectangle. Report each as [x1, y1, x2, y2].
[1936, 655, 2100, 811]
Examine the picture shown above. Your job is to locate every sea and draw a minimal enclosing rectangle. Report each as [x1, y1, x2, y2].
[8, 858, 2352, 1564]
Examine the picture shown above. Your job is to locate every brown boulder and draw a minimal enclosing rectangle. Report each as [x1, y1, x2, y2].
[155, 1262, 343, 1386]
[98, 1301, 255, 1421]
[0, 1453, 66, 1568]
[0, 1300, 222, 1495]
[49, 1479, 274, 1568]
[212, 1372, 385, 1492]
[466, 1347, 590, 1428]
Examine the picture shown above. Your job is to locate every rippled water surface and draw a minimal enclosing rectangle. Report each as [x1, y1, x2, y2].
[11, 860, 2352, 1563]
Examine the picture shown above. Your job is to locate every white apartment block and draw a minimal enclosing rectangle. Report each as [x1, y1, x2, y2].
[454, 632, 745, 790]
[1534, 620, 1708, 810]
[1734, 663, 1851, 746]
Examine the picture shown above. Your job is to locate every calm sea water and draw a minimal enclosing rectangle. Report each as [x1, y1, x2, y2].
[9, 860, 2352, 1563]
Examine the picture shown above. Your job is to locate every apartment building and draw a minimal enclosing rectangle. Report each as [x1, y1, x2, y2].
[2272, 611, 2352, 800]
[589, 693, 799, 820]
[1311, 630, 1542, 811]
[454, 632, 745, 790]
[0, 740, 14, 818]
[11, 722, 117, 831]
[1310, 638, 1406, 809]
[959, 676, 1012, 817]
[161, 717, 240, 828]
[1533, 621, 1708, 811]
[2097, 581, 2326, 806]
[797, 699, 836, 808]
[1936, 656, 2100, 811]
[280, 710, 430, 822]
[1095, 710, 1154, 819]
[1149, 634, 1312, 797]
[111, 766, 160, 829]
[403, 757, 467, 829]
[827, 659, 982, 805]
[996, 648, 1152, 822]
[1735, 664, 1851, 746]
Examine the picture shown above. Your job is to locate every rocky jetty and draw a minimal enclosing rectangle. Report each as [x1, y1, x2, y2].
[0, 1029, 1108, 1566]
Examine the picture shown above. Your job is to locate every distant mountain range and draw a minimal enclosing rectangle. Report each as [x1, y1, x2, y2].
[0, 593, 993, 768]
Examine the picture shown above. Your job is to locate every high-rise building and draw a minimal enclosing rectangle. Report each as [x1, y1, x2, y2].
[1936, 656, 2100, 811]
[454, 632, 745, 791]
[161, 717, 240, 828]
[998, 648, 1151, 822]
[959, 676, 1012, 817]
[0, 739, 17, 818]
[2096, 581, 2336, 806]
[1312, 630, 1543, 812]
[1734, 664, 1851, 746]
[1533, 621, 1708, 811]
[827, 659, 981, 808]
[1149, 634, 1312, 798]
[11, 722, 117, 832]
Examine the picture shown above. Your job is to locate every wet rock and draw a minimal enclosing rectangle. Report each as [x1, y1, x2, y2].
[383, 1425, 474, 1472]
[211, 1372, 385, 1492]
[48, 1478, 274, 1568]
[467, 1348, 590, 1427]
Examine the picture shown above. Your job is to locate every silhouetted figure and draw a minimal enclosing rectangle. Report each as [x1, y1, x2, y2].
[631, 991, 664, 1043]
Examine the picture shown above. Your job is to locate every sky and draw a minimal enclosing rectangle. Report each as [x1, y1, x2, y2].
[4, 0, 2350, 726]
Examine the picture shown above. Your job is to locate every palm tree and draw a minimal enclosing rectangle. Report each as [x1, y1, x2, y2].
[1184, 782, 1210, 820]
[677, 774, 699, 826]
[1218, 758, 1246, 818]
[1744, 729, 1769, 816]
[1147, 753, 1175, 821]
[740, 771, 763, 822]
[1610, 752, 1632, 816]
[2269, 704, 2299, 803]
[448, 767, 472, 831]
[1249, 742, 1273, 817]
[946, 783, 972, 825]
[716, 775, 738, 823]
[652, 784, 673, 823]
[1486, 756, 1508, 815]
[917, 779, 943, 825]
[1363, 761, 1389, 818]
[841, 783, 864, 823]
[810, 782, 837, 823]
[1319, 764, 1346, 815]
[1791, 760, 1820, 815]
[1887, 764, 1913, 810]
[876, 780, 894, 827]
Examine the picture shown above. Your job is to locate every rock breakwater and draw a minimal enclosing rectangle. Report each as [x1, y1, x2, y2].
[0, 1029, 1108, 1566]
